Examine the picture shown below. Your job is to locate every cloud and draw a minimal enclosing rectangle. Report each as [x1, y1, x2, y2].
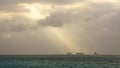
[0, 0, 89, 14]
[0, 16, 36, 34]
[38, 12, 74, 27]
[37, 1, 117, 27]
[67, 9, 120, 54]
[37, 0, 120, 54]
[38, 12, 94, 27]
[39, 0, 85, 4]
[0, 0, 120, 54]
[0, 0, 41, 12]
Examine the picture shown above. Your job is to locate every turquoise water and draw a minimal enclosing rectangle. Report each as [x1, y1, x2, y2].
[0, 55, 120, 68]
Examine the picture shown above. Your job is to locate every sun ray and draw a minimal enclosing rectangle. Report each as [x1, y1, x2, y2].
[47, 27, 81, 53]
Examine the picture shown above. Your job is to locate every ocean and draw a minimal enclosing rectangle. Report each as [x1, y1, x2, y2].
[0, 55, 120, 68]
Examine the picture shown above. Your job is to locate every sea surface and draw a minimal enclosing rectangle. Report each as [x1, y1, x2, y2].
[0, 55, 120, 68]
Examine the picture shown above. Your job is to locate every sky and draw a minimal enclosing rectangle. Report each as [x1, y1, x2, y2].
[0, 0, 120, 55]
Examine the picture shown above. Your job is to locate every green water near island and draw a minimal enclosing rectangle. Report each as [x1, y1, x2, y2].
[0, 55, 120, 68]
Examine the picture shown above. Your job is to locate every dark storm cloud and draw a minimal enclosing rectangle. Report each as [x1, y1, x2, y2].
[37, 11, 94, 27]
[38, 12, 74, 27]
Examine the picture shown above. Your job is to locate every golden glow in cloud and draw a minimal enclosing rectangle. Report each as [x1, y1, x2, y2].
[25, 4, 43, 20]
[63, 2, 88, 9]
[0, 12, 14, 18]
[91, 0, 117, 3]
[19, 3, 52, 20]
[102, 0, 117, 3]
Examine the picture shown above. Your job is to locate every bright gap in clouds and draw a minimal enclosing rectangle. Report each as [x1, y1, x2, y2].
[19, 3, 51, 20]
[25, 5, 43, 20]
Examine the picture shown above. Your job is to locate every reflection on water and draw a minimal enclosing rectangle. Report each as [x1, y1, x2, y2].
[0, 55, 120, 68]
